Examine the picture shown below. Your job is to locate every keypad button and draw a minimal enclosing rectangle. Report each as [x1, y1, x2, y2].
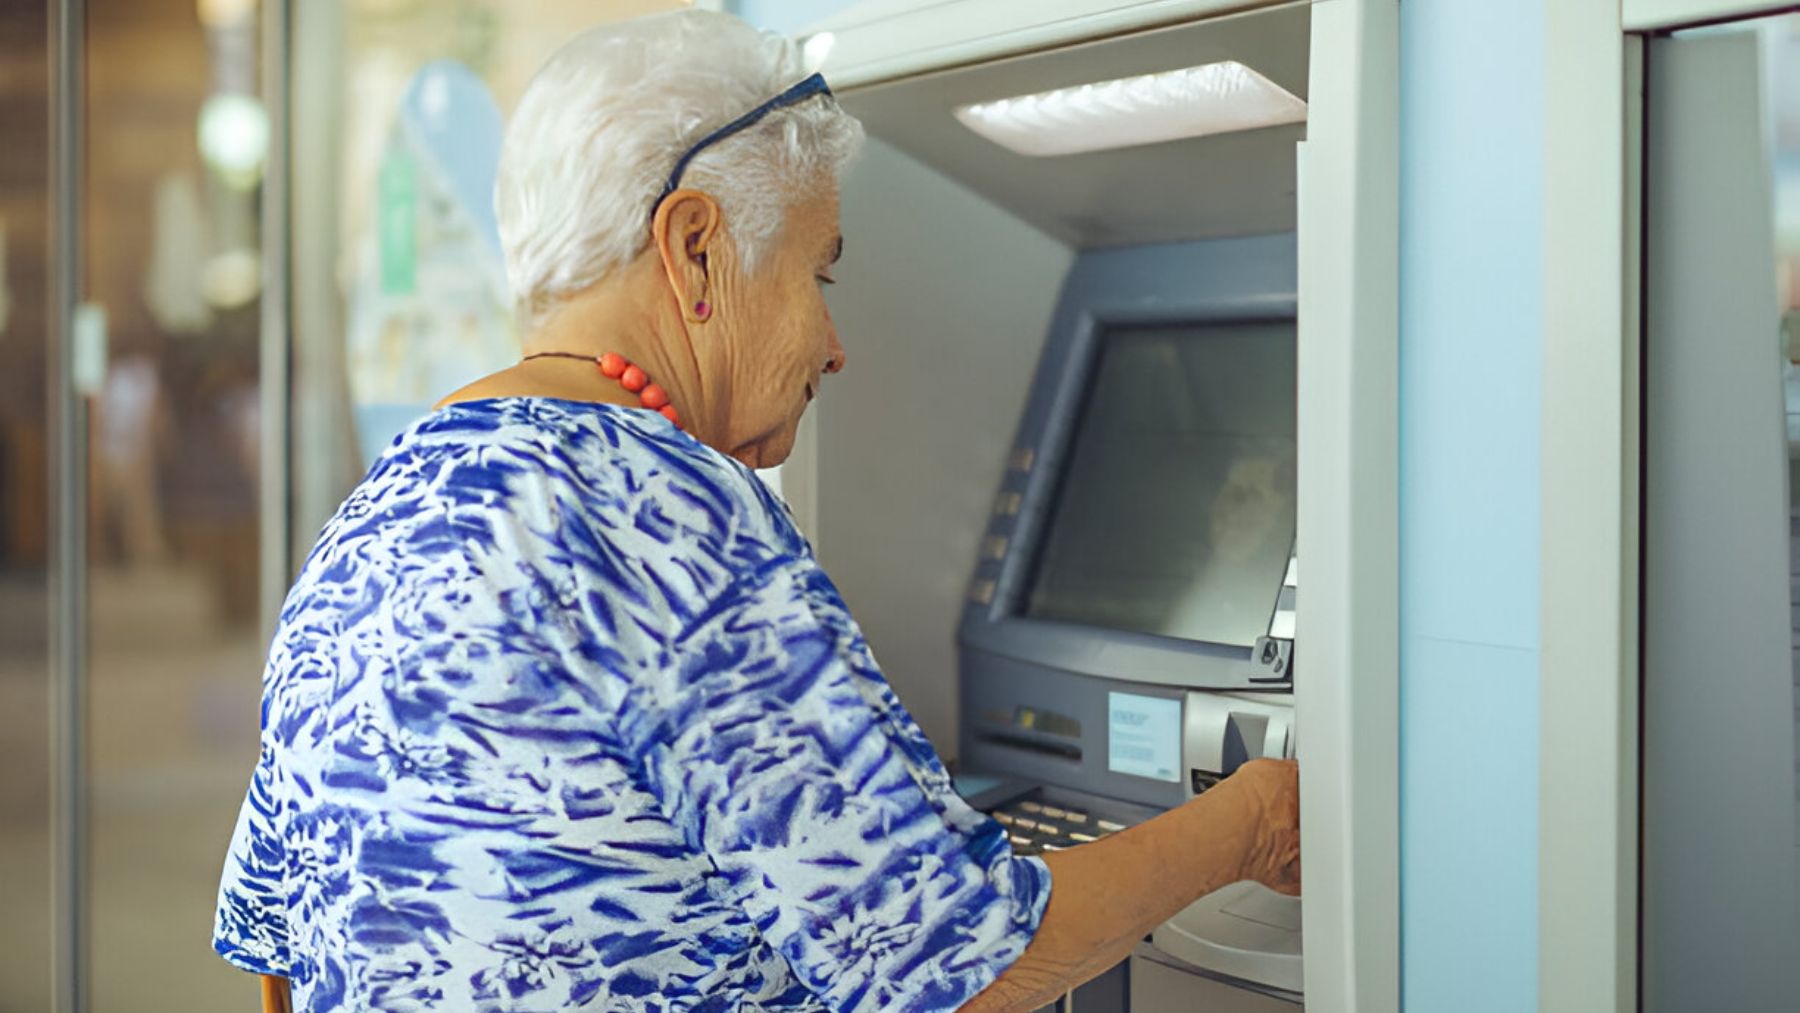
[1097, 819, 1126, 833]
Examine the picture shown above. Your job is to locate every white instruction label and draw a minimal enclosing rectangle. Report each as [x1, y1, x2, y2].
[1108, 691, 1182, 783]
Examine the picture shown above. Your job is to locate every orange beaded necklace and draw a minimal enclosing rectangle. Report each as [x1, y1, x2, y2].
[523, 351, 682, 430]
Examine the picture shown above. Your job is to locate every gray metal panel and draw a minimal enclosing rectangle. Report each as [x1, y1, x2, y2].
[1129, 946, 1301, 1011]
[959, 235, 1297, 695]
[260, 0, 294, 638]
[48, 2, 86, 1011]
[1643, 30, 1800, 1013]
[961, 652, 1189, 809]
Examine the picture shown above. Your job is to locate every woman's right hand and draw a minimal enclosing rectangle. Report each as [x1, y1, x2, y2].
[963, 756, 1303, 1011]
[1223, 758, 1302, 896]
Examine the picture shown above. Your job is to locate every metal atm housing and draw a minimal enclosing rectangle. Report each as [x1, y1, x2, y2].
[954, 240, 1303, 1011]
[798, 2, 1325, 1009]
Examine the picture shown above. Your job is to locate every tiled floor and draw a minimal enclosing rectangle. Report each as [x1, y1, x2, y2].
[0, 565, 263, 1012]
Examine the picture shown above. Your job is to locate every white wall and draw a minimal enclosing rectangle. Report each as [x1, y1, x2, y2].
[813, 137, 1072, 758]
[726, 0, 847, 35]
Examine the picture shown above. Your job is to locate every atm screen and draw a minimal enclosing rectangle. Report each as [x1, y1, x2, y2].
[1024, 320, 1296, 648]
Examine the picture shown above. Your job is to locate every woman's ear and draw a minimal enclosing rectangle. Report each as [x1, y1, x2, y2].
[651, 190, 721, 323]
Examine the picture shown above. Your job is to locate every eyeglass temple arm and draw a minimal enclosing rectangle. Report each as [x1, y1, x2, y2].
[656, 73, 833, 206]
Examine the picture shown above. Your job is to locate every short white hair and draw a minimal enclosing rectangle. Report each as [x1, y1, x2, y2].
[496, 10, 864, 325]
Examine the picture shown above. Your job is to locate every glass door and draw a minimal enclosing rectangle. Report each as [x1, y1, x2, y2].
[80, 0, 270, 1006]
[0, 3, 57, 1010]
[1640, 17, 1800, 1011]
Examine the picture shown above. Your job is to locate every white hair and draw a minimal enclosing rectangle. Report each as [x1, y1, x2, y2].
[496, 10, 864, 325]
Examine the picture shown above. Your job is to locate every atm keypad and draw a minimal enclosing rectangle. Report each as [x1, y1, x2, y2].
[986, 799, 1137, 856]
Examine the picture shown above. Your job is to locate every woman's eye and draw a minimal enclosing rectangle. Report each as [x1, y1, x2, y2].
[816, 273, 836, 286]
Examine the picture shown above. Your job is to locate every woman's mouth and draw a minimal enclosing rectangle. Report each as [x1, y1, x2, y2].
[804, 382, 815, 402]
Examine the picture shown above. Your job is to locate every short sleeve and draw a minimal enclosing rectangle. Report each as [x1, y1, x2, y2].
[213, 744, 291, 976]
[632, 558, 1052, 1013]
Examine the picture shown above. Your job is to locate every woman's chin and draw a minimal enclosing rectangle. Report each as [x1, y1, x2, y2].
[727, 432, 794, 470]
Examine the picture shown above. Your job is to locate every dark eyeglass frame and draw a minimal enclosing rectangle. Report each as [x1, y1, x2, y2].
[651, 72, 834, 223]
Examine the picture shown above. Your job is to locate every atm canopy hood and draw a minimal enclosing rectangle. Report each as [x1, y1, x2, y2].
[811, 0, 1311, 248]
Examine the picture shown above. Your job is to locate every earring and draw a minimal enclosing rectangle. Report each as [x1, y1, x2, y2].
[694, 300, 711, 319]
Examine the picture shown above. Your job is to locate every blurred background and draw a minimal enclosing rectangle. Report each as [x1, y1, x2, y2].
[0, 1, 697, 1009]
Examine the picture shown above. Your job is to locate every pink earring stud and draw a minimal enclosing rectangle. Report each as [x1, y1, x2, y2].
[694, 300, 711, 319]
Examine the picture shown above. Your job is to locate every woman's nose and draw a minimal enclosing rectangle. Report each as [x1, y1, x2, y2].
[824, 333, 847, 374]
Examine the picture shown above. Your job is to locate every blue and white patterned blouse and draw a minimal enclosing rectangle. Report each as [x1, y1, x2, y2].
[213, 397, 1050, 1012]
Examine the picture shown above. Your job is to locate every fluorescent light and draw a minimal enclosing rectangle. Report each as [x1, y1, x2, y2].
[801, 32, 837, 74]
[197, 0, 255, 29]
[953, 61, 1306, 158]
[198, 93, 269, 187]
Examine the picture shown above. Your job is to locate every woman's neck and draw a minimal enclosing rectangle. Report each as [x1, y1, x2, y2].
[446, 260, 720, 442]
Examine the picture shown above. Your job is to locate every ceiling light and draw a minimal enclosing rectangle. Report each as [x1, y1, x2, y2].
[197, 0, 255, 29]
[198, 93, 269, 188]
[801, 32, 836, 74]
[954, 61, 1306, 158]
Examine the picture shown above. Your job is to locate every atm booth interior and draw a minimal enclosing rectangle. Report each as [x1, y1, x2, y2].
[781, 2, 1398, 1011]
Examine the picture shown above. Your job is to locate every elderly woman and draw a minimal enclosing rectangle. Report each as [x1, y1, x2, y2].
[213, 10, 1299, 1012]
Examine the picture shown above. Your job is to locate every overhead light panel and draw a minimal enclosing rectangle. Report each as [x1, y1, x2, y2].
[953, 61, 1306, 158]
[801, 32, 836, 74]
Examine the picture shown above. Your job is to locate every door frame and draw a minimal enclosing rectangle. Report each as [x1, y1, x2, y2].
[1540, 4, 1639, 1013]
[796, 2, 1405, 1010]
[1542, 2, 1797, 1011]
[1294, 2, 1401, 1012]
[48, 3, 87, 1012]
[1624, 0, 1799, 30]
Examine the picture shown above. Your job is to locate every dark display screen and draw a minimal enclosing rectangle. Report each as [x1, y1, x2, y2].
[1024, 321, 1296, 648]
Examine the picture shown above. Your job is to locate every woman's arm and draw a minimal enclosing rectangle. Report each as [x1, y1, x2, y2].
[959, 759, 1302, 1013]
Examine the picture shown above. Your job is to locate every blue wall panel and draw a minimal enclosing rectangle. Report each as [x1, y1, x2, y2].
[1400, 1, 1544, 1010]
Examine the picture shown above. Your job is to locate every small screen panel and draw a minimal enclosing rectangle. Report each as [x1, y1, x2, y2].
[1108, 692, 1183, 782]
[1025, 320, 1296, 647]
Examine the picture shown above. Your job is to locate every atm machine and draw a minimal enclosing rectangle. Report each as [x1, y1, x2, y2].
[954, 238, 1301, 1011]
[795, 1, 1325, 1010]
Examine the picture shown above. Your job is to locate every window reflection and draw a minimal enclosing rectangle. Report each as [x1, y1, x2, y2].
[290, 0, 688, 553]
[0, 2, 54, 1008]
[5, 3, 707, 1008]
[1766, 11, 1800, 887]
[82, 0, 264, 1007]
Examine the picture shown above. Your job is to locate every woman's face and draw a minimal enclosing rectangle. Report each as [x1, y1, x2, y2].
[707, 185, 846, 468]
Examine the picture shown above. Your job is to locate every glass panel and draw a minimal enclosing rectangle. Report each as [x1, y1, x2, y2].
[289, 0, 687, 559]
[83, 0, 267, 1007]
[0, 3, 55, 1010]
[1025, 321, 1296, 646]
